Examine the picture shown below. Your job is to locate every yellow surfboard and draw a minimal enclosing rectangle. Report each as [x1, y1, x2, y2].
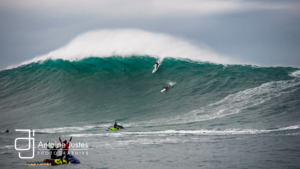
[160, 89, 166, 92]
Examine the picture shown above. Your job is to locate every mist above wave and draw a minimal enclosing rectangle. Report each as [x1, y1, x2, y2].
[8, 29, 234, 69]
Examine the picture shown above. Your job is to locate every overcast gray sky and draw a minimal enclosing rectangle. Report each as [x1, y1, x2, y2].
[0, 0, 300, 69]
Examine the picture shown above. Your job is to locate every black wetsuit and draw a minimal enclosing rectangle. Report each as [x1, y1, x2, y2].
[47, 144, 60, 159]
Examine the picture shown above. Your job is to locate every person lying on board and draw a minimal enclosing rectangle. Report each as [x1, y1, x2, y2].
[5, 129, 9, 133]
[164, 85, 170, 90]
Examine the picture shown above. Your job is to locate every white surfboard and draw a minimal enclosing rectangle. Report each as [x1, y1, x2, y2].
[152, 63, 159, 73]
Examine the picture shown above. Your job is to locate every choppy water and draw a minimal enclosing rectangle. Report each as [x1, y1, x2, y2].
[0, 56, 300, 168]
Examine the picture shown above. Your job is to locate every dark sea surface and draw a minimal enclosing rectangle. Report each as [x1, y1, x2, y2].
[0, 56, 300, 168]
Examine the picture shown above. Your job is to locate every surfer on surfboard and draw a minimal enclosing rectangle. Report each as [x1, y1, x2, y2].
[155, 61, 159, 69]
[152, 60, 160, 73]
[161, 85, 170, 92]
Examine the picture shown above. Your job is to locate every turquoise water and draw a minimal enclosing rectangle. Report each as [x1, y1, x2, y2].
[0, 56, 300, 168]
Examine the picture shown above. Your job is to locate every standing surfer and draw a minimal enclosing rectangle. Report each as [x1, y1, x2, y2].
[152, 60, 160, 73]
[155, 61, 159, 69]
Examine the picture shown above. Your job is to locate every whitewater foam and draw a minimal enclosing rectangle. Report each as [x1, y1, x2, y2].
[182, 79, 300, 123]
[35, 124, 110, 133]
[290, 70, 300, 78]
[7, 29, 233, 69]
[167, 81, 176, 86]
[0, 145, 14, 150]
[69, 125, 300, 138]
[91, 125, 300, 146]
[35, 123, 130, 133]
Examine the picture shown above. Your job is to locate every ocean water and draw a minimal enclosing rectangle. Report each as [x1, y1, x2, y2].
[0, 56, 300, 168]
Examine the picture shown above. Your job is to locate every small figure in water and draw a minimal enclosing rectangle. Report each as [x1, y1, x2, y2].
[47, 142, 61, 159]
[5, 129, 9, 133]
[155, 61, 159, 69]
[59, 136, 72, 164]
[114, 122, 119, 129]
[164, 85, 170, 90]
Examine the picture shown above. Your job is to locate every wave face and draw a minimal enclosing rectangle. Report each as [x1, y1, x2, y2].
[0, 56, 299, 130]
[1, 56, 300, 168]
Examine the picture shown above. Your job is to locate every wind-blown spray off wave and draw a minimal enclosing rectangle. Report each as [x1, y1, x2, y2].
[7, 29, 234, 69]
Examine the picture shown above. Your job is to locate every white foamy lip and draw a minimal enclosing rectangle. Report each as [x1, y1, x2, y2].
[290, 70, 300, 78]
[168, 81, 176, 86]
[6, 29, 234, 69]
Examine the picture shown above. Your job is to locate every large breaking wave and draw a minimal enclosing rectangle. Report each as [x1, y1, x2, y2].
[0, 56, 299, 131]
[1, 30, 299, 145]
